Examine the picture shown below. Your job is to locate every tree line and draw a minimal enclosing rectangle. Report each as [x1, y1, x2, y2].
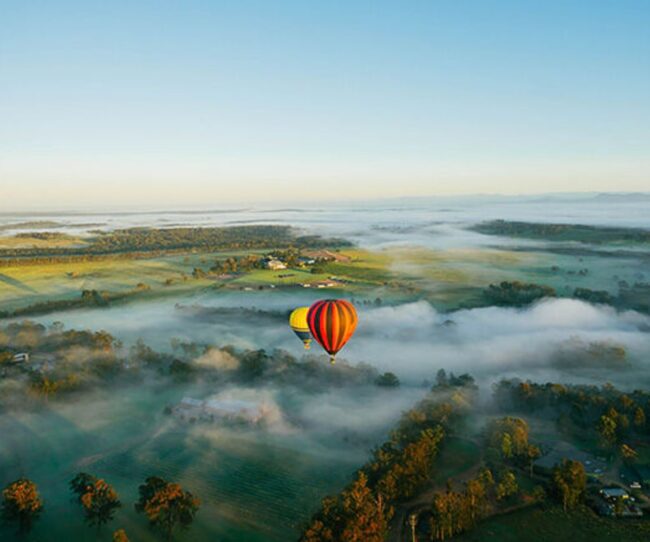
[0, 226, 352, 265]
[472, 220, 650, 245]
[493, 379, 650, 458]
[299, 376, 476, 541]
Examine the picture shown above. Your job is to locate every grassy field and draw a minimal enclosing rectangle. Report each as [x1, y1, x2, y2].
[0, 234, 87, 249]
[432, 437, 482, 483]
[454, 504, 650, 542]
[0, 241, 639, 316]
[0, 255, 213, 312]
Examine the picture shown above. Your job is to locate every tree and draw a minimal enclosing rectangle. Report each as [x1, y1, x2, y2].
[375, 372, 400, 388]
[2, 478, 43, 534]
[500, 433, 513, 459]
[70, 473, 121, 530]
[113, 529, 130, 542]
[135, 477, 200, 542]
[495, 471, 518, 501]
[552, 459, 586, 512]
[238, 349, 268, 381]
[465, 478, 486, 523]
[620, 443, 638, 464]
[598, 413, 618, 447]
[0, 351, 13, 365]
[487, 417, 531, 462]
[339, 472, 391, 542]
[435, 369, 448, 388]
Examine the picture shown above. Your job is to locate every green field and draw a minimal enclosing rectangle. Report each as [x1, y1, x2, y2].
[1, 239, 646, 316]
[455, 505, 650, 542]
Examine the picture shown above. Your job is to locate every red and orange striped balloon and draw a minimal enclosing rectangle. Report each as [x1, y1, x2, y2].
[307, 299, 358, 364]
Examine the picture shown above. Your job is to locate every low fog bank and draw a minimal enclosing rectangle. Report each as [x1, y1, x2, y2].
[25, 294, 650, 393]
[346, 298, 650, 389]
[4, 195, 649, 251]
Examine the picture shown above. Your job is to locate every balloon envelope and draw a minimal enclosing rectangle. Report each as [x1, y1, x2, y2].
[289, 306, 312, 349]
[307, 299, 358, 363]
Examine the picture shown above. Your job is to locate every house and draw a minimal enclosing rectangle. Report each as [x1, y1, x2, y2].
[600, 487, 629, 501]
[12, 353, 29, 363]
[264, 258, 286, 270]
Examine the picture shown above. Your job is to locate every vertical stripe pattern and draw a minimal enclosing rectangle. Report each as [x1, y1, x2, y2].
[307, 299, 358, 358]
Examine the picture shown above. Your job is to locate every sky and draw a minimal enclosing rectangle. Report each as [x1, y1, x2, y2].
[1, 0, 649, 209]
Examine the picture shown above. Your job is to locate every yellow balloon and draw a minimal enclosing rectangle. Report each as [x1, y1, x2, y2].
[289, 307, 312, 349]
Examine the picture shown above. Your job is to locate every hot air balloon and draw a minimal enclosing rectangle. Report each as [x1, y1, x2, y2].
[289, 307, 312, 349]
[307, 299, 358, 364]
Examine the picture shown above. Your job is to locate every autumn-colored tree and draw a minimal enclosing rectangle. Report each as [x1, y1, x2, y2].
[488, 417, 531, 462]
[598, 413, 618, 447]
[619, 394, 634, 412]
[464, 478, 487, 524]
[2, 478, 43, 534]
[620, 443, 638, 464]
[113, 528, 130, 542]
[495, 471, 518, 501]
[29, 375, 61, 400]
[135, 477, 200, 542]
[430, 490, 461, 541]
[377, 427, 444, 501]
[339, 472, 391, 542]
[552, 459, 586, 512]
[70, 473, 121, 530]
[300, 495, 340, 542]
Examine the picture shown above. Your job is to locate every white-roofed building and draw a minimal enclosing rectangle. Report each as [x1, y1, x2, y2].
[172, 397, 265, 424]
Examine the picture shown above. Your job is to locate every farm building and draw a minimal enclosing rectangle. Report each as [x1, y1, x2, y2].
[264, 258, 286, 270]
[172, 397, 266, 424]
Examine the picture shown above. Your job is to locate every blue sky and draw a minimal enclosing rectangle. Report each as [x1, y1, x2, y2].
[1, 1, 649, 208]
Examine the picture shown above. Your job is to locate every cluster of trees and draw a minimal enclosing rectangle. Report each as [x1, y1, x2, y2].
[375, 372, 400, 387]
[482, 280, 649, 315]
[1, 474, 199, 541]
[483, 281, 557, 307]
[300, 471, 392, 542]
[617, 281, 650, 314]
[573, 287, 616, 305]
[0, 226, 352, 265]
[0, 320, 397, 412]
[573, 284, 650, 314]
[209, 254, 266, 275]
[552, 459, 586, 512]
[14, 231, 69, 240]
[300, 377, 476, 541]
[493, 379, 650, 456]
[472, 220, 650, 244]
[428, 467, 529, 541]
[486, 417, 540, 474]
